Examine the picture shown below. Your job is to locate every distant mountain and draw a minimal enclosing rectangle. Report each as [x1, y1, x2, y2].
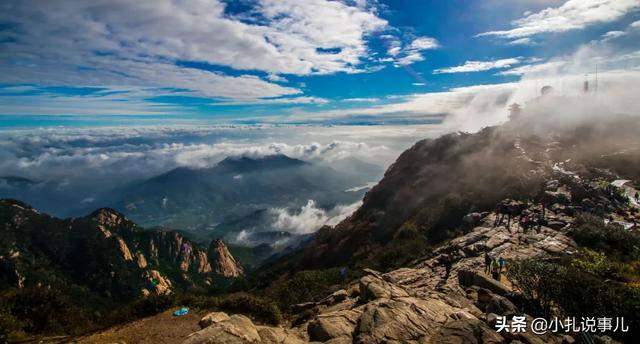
[112, 155, 382, 243]
[0, 200, 242, 301]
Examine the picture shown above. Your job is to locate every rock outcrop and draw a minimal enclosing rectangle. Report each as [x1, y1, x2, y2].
[181, 220, 577, 343]
[208, 239, 244, 278]
[186, 312, 305, 344]
[0, 200, 243, 300]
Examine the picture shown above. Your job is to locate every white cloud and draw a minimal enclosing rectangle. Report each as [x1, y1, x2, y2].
[288, 43, 640, 133]
[508, 37, 537, 46]
[342, 98, 379, 103]
[434, 58, 522, 74]
[0, 0, 388, 101]
[393, 36, 440, 66]
[271, 199, 361, 234]
[601, 30, 628, 40]
[266, 74, 288, 83]
[631, 20, 640, 28]
[211, 96, 329, 106]
[387, 46, 402, 56]
[0, 125, 405, 192]
[409, 37, 440, 50]
[497, 60, 568, 76]
[396, 52, 426, 66]
[0, 86, 189, 115]
[478, 0, 639, 39]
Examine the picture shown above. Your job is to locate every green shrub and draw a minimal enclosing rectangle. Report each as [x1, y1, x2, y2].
[0, 304, 26, 343]
[507, 259, 640, 342]
[216, 292, 281, 325]
[105, 294, 175, 326]
[506, 259, 560, 317]
[571, 214, 640, 261]
[370, 221, 430, 271]
[0, 287, 92, 336]
[265, 268, 345, 311]
[176, 292, 281, 325]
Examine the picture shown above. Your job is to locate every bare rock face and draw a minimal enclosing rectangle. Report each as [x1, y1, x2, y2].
[136, 251, 148, 269]
[199, 312, 231, 329]
[91, 208, 129, 228]
[208, 239, 244, 278]
[256, 326, 307, 344]
[189, 312, 306, 344]
[145, 269, 172, 295]
[307, 309, 362, 342]
[115, 235, 134, 261]
[182, 315, 261, 344]
[358, 272, 409, 302]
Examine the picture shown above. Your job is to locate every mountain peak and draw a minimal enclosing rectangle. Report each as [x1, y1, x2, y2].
[216, 154, 306, 173]
[89, 207, 129, 227]
[208, 239, 244, 278]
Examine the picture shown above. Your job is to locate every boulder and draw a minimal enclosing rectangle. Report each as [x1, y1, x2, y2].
[182, 315, 260, 344]
[318, 289, 348, 306]
[199, 312, 231, 329]
[358, 274, 409, 302]
[355, 297, 455, 343]
[457, 269, 511, 296]
[256, 326, 306, 344]
[463, 212, 484, 228]
[546, 220, 566, 230]
[484, 232, 513, 250]
[307, 309, 361, 342]
[476, 288, 517, 316]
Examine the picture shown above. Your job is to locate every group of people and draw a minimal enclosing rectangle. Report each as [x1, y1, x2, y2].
[484, 252, 506, 281]
[494, 199, 547, 233]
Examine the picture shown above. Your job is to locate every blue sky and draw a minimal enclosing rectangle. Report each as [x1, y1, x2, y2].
[0, 0, 639, 126]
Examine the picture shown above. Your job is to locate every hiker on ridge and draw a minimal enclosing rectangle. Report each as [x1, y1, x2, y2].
[498, 257, 506, 274]
[440, 253, 453, 278]
[491, 262, 500, 281]
[493, 204, 502, 227]
[484, 252, 492, 274]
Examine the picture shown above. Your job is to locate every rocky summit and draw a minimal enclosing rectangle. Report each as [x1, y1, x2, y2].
[209, 239, 245, 278]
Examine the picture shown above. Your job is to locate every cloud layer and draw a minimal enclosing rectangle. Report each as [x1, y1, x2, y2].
[0, 0, 388, 100]
[271, 200, 362, 234]
[433, 58, 522, 74]
[479, 0, 639, 40]
[0, 125, 424, 198]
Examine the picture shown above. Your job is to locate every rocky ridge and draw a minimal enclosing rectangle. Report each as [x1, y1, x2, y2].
[0, 202, 244, 298]
[183, 217, 575, 343]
